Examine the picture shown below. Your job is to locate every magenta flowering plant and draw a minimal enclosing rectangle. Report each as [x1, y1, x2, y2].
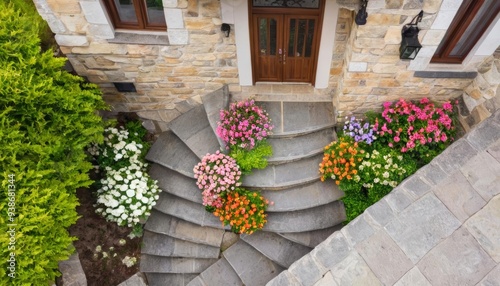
[371, 98, 456, 165]
[193, 151, 242, 208]
[216, 99, 274, 150]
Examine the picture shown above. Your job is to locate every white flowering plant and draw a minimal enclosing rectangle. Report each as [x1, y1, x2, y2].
[88, 121, 160, 232]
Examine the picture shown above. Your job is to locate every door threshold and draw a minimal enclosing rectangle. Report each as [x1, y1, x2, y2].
[255, 82, 312, 86]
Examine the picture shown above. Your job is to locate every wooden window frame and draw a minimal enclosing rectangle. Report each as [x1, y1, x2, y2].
[103, 0, 167, 31]
[431, 0, 500, 64]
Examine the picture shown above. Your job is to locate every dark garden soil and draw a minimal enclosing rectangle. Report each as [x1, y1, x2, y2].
[68, 186, 142, 286]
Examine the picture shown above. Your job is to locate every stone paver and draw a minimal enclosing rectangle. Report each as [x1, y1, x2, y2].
[460, 151, 500, 201]
[310, 231, 351, 270]
[465, 194, 500, 263]
[432, 171, 486, 222]
[393, 268, 431, 286]
[288, 253, 326, 286]
[417, 227, 496, 285]
[477, 264, 500, 286]
[341, 215, 374, 247]
[356, 230, 413, 285]
[327, 252, 382, 286]
[117, 273, 147, 286]
[383, 187, 414, 214]
[278, 225, 342, 248]
[385, 193, 461, 263]
[58, 251, 87, 286]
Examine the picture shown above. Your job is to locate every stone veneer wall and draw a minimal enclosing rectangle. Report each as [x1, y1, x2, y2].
[34, 0, 238, 132]
[335, 0, 478, 120]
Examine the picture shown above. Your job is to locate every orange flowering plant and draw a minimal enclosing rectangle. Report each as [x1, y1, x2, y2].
[213, 188, 268, 234]
[319, 136, 366, 185]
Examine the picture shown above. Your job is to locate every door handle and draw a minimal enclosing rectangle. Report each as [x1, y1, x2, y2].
[283, 49, 286, 64]
[278, 48, 283, 63]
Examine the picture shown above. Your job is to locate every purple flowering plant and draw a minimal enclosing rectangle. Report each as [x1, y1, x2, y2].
[343, 116, 377, 144]
[216, 99, 273, 150]
[193, 151, 242, 209]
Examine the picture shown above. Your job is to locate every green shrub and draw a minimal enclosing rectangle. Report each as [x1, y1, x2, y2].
[229, 141, 273, 174]
[0, 2, 106, 284]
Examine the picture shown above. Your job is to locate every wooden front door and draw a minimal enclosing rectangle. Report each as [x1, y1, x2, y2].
[251, 11, 321, 84]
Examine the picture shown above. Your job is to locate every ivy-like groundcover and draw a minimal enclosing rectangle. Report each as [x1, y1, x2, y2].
[0, 1, 107, 284]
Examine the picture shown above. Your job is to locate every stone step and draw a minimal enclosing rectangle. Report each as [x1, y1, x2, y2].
[168, 104, 221, 159]
[264, 200, 346, 233]
[145, 209, 224, 248]
[145, 273, 198, 286]
[223, 240, 285, 286]
[187, 257, 244, 286]
[201, 86, 231, 150]
[141, 231, 220, 259]
[240, 231, 312, 268]
[153, 192, 228, 230]
[256, 101, 336, 137]
[145, 131, 198, 178]
[140, 254, 218, 274]
[149, 163, 202, 204]
[262, 180, 344, 212]
[242, 153, 324, 190]
[267, 128, 336, 164]
[278, 225, 344, 248]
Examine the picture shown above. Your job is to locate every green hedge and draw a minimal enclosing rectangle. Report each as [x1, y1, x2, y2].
[0, 2, 106, 284]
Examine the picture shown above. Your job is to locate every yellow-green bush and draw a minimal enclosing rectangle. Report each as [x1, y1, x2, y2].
[0, 2, 106, 284]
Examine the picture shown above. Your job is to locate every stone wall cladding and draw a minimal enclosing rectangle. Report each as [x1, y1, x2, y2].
[34, 0, 237, 129]
[336, 0, 474, 120]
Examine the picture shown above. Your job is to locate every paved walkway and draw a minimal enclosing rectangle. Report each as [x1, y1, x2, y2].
[267, 110, 500, 285]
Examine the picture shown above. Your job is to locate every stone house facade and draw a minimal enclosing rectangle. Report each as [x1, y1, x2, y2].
[34, 0, 499, 132]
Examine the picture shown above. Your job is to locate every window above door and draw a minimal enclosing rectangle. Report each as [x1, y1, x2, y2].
[103, 0, 167, 31]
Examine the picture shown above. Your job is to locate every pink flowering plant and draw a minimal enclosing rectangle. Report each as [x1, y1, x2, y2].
[193, 151, 242, 210]
[370, 98, 456, 166]
[216, 99, 273, 150]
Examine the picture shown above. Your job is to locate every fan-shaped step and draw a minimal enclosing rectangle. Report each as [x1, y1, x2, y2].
[263, 180, 344, 212]
[257, 101, 336, 137]
[149, 164, 202, 204]
[145, 210, 224, 247]
[145, 131, 198, 178]
[145, 273, 197, 286]
[201, 86, 231, 149]
[267, 128, 336, 164]
[240, 231, 311, 268]
[264, 200, 346, 233]
[168, 104, 220, 159]
[223, 240, 285, 286]
[278, 225, 343, 248]
[187, 257, 243, 286]
[141, 231, 220, 259]
[242, 153, 323, 190]
[153, 192, 227, 229]
[140, 255, 218, 274]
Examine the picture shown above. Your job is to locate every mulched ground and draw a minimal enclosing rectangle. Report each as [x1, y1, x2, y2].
[68, 186, 142, 286]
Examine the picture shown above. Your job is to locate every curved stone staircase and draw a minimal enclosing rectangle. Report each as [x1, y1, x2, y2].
[140, 88, 346, 285]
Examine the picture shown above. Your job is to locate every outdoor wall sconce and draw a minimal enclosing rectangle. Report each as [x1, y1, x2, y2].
[355, 0, 368, 25]
[221, 23, 231, 37]
[400, 10, 424, 60]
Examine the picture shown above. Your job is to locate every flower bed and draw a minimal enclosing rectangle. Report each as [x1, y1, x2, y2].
[321, 98, 457, 222]
[194, 99, 273, 234]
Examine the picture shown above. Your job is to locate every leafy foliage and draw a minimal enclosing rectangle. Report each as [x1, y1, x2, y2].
[0, 2, 106, 284]
[229, 140, 273, 174]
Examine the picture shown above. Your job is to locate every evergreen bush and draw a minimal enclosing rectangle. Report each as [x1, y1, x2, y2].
[0, 2, 106, 284]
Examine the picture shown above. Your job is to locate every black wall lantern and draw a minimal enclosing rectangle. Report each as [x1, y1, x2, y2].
[400, 10, 424, 60]
[221, 23, 231, 37]
[355, 0, 368, 25]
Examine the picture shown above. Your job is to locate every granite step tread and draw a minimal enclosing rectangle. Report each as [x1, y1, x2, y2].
[242, 153, 324, 190]
[223, 240, 285, 286]
[153, 192, 227, 230]
[264, 200, 346, 233]
[145, 131, 198, 178]
[141, 231, 220, 259]
[149, 163, 202, 204]
[240, 231, 312, 268]
[140, 254, 218, 274]
[187, 257, 244, 286]
[267, 128, 336, 164]
[201, 86, 231, 150]
[256, 101, 336, 136]
[168, 104, 221, 159]
[145, 273, 198, 286]
[145, 209, 224, 247]
[262, 180, 344, 212]
[278, 225, 344, 248]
